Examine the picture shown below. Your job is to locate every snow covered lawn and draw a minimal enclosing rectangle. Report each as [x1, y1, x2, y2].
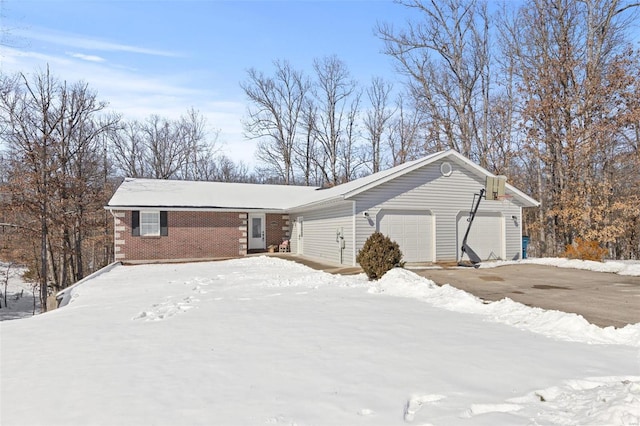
[1, 257, 638, 425]
[0, 263, 38, 321]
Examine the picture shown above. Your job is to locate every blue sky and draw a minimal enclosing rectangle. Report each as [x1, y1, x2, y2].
[1, 0, 413, 164]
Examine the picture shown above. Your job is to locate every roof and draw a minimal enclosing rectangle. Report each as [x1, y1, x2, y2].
[106, 178, 320, 211]
[288, 150, 539, 209]
[288, 151, 442, 209]
[106, 150, 540, 211]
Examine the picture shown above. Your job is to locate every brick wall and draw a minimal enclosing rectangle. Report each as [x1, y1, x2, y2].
[265, 213, 290, 247]
[113, 210, 245, 261]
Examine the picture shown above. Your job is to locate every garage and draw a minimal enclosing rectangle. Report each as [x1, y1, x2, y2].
[378, 210, 434, 263]
[457, 211, 504, 262]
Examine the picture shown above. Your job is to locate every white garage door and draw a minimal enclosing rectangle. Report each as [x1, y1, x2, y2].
[457, 212, 504, 262]
[378, 210, 433, 263]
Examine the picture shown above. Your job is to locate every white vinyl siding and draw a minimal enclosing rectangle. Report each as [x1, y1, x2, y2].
[456, 212, 504, 261]
[378, 210, 434, 263]
[353, 159, 525, 262]
[289, 201, 353, 266]
[140, 211, 160, 236]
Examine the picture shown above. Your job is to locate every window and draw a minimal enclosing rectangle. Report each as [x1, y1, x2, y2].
[132, 211, 168, 237]
[140, 211, 160, 236]
[252, 217, 261, 238]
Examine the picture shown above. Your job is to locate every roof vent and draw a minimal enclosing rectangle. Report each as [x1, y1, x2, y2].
[440, 162, 453, 177]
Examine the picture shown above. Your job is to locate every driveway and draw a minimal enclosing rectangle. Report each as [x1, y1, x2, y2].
[275, 253, 639, 329]
[412, 265, 640, 329]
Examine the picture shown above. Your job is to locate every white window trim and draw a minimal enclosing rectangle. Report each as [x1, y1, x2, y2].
[140, 211, 160, 237]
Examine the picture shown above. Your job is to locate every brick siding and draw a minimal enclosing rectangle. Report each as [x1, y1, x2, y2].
[265, 213, 290, 248]
[113, 210, 290, 261]
[114, 210, 243, 261]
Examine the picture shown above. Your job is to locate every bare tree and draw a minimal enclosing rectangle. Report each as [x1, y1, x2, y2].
[142, 115, 187, 179]
[0, 68, 61, 311]
[241, 60, 310, 185]
[386, 93, 424, 166]
[110, 109, 219, 181]
[364, 77, 395, 173]
[0, 68, 117, 309]
[293, 99, 320, 185]
[339, 90, 364, 181]
[110, 120, 147, 178]
[1, 262, 12, 308]
[211, 155, 251, 183]
[377, 0, 492, 166]
[312, 55, 360, 185]
[176, 108, 220, 181]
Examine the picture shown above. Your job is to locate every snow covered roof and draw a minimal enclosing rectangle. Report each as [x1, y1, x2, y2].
[106, 179, 320, 211]
[106, 150, 539, 211]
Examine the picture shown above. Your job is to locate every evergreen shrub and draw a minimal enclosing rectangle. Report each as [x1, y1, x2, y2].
[356, 231, 404, 280]
[562, 238, 608, 262]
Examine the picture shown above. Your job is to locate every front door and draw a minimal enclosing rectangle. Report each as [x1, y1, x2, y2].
[248, 213, 266, 250]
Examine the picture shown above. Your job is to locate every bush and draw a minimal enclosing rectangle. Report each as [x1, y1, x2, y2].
[356, 232, 404, 280]
[562, 238, 608, 262]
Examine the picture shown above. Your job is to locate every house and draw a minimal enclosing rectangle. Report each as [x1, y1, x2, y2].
[106, 150, 539, 266]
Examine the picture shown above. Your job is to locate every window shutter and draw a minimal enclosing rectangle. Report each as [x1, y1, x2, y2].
[132, 211, 140, 236]
[160, 211, 168, 236]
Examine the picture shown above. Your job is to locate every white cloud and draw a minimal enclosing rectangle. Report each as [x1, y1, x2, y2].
[67, 52, 106, 63]
[15, 27, 181, 57]
[0, 19, 265, 164]
[0, 44, 257, 165]
[2, 46, 206, 112]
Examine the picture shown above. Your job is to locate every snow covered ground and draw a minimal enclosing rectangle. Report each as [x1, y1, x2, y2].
[0, 262, 39, 321]
[480, 257, 640, 276]
[1, 256, 639, 425]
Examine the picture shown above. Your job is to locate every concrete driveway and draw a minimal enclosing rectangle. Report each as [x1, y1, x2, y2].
[413, 265, 640, 328]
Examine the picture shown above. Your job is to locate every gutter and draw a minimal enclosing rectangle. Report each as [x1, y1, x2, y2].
[286, 195, 347, 213]
[104, 206, 287, 214]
